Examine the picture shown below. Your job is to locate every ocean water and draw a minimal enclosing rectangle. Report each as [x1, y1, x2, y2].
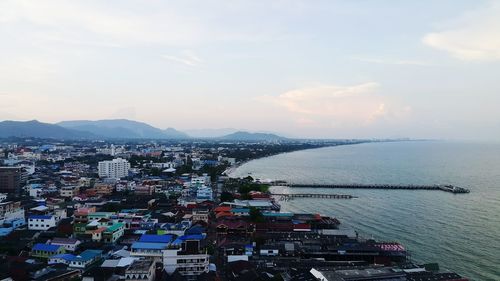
[230, 141, 500, 281]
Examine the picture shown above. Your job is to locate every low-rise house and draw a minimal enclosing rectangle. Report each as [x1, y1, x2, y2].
[88, 212, 114, 222]
[134, 185, 154, 196]
[196, 186, 212, 201]
[50, 238, 81, 252]
[231, 208, 250, 216]
[157, 221, 191, 236]
[49, 253, 76, 265]
[0, 217, 25, 236]
[93, 183, 114, 196]
[192, 209, 209, 223]
[59, 185, 80, 198]
[69, 250, 103, 270]
[216, 220, 251, 236]
[31, 243, 66, 259]
[73, 207, 96, 235]
[28, 215, 57, 230]
[103, 223, 125, 243]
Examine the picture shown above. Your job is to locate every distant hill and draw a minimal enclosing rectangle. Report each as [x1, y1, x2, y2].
[58, 119, 189, 139]
[220, 131, 286, 141]
[163, 127, 190, 139]
[184, 128, 240, 138]
[0, 120, 93, 139]
[0, 119, 285, 141]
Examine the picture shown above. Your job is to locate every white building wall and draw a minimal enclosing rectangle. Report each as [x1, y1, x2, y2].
[28, 216, 57, 230]
[162, 249, 209, 276]
[98, 158, 131, 179]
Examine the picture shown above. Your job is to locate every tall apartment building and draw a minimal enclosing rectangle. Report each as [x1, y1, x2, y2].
[98, 158, 130, 179]
[0, 167, 25, 194]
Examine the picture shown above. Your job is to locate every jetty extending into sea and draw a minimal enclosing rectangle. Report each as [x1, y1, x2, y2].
[271, 193, 356, 200]
[271, 181, 470, 194]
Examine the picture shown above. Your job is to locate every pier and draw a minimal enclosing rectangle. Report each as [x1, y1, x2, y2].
[271, 182, 470, 194]
[271, 193, 356, 200]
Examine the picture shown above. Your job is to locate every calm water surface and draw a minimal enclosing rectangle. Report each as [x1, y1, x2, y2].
[231, 141, 500, 281]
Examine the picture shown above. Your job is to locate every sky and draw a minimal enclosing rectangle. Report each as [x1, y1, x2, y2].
[1, 0, 500, 140]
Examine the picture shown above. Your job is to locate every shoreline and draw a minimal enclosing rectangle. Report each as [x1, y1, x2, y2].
[225, 140, 392, 178]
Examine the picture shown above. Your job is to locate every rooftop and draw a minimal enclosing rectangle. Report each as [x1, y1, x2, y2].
[32, 243, 63, 252]
[127, 260, 154, 272]
[104, 223, 124, 233]
[138, 234, 173, 243]
[131, 242, 169, 250]
[74, 249, 102, 262]
[29, 215, 53, 220]
[51, 254, 76, 261]
[51, 237, 79, 245]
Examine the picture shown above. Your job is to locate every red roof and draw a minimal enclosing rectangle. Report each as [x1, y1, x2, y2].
[215, 206, 231, 213]
[216, 212, 233, 219]
[293, 223, 311, 230]
[217, 220, 249, 230]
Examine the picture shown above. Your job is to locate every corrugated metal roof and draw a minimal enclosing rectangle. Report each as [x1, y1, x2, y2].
[131, 242, 168, 250]
[138, 234, 173, 243]
[74, 249, 102, 262]
[29, 215, 53, 220]
[51, 254, 76, 261]
[32, 243, 62, 252]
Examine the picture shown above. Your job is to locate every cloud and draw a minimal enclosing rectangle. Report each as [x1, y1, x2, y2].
[423, 1, 500, 61]
[256, 82, 407, 127]
[0, 0, 205, 47]
[161, 50, 203, 67]
[352, 57, 432, 66]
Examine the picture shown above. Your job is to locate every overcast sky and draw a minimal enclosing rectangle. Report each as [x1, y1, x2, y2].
[1, 0, 500, 139]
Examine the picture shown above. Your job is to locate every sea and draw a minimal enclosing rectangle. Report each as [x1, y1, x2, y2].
[230, 141, 500, 281]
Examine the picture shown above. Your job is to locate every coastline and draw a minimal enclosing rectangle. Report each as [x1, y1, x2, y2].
[225, 140, 385, 178]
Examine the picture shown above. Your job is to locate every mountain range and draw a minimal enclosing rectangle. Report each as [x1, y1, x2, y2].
[0, 119, 286, 141]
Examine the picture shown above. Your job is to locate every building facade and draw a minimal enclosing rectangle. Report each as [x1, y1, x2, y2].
[98, 158, 130, 179]
[0, 167, 25, 194]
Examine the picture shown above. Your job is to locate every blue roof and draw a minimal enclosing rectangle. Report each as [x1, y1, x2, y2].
[74, 250, 102, 262]
[231, 208, 250, 213]
[262, 212, 294, 217]
[29, 215, 52, 220]
[51, 254, 76, 261]
[139, 234, 173, 243]
[186, 226, 206, 235]
[32, 243, 62, 252]
[132, 242, 168, 250]
[171, 234, 205, 245]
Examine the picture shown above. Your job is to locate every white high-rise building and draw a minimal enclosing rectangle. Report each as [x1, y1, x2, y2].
[98, 158, 131, 179]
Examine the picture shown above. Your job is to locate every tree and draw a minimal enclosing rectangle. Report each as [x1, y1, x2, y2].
[220, 192, 234, 202]
[249, 207, 264, 223]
